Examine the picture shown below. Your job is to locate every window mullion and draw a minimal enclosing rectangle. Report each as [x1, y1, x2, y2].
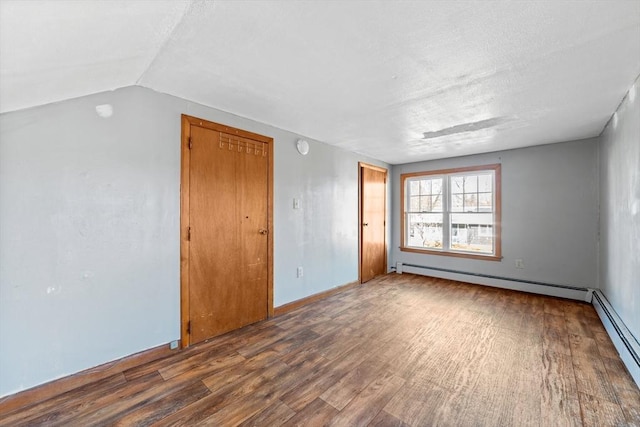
[442, 175, 451, 251]
[405, 179, 411, 245]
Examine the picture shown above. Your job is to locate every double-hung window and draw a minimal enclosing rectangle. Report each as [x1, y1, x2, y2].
[401, 164, 501, 260]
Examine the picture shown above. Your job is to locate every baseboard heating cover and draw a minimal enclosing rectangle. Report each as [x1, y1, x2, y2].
[396, 262, 592, 302]
[592, 290, 640, 388]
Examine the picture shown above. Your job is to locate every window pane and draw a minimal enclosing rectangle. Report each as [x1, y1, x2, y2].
[420, 180, 431, 195]
[451, 194, 463, 212]
[432, 178, 442, 196]
[478, 174, 492, 192]
[451, 176, 464, 194]
[420, 196, 432, 212]
[464, 194, 478, 212]
[432, 194, 443, 212]
[450, 213, 493, 253]
[407, 213, 443, 249]
[478, 193, 492, 212]
[464, 175, 477, 193]
[409, 180, 420, 195]
[410, 196, 420, 212]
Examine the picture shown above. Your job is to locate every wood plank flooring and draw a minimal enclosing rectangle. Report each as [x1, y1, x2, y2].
[1, 273, 639, 426]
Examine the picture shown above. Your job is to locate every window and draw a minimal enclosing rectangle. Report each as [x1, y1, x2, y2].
[401, 164, 501, 260]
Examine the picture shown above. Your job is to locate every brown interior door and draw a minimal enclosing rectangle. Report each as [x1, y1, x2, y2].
[186, 122, 270, 345]
[361, 164, 387, 283]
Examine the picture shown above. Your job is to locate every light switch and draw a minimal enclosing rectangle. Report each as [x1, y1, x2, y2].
[293, 198, 300, 209]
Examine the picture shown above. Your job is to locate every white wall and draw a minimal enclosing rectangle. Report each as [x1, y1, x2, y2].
[0, 86, 389, 397]
[599, 77, 640, 342]
[391, 139, 599, 289]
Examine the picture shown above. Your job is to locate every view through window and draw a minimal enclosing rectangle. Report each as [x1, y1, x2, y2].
[401, 164, 501, 260]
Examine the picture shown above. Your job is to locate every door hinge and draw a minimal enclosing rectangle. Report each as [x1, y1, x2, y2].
[187, 227, 191, 241]
[188, 137, 192, 150]
[186, 320, 191, 335]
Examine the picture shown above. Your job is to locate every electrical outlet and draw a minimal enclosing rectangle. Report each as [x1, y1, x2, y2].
[515, 259, 524, 269]
[297, 266, 303, 278]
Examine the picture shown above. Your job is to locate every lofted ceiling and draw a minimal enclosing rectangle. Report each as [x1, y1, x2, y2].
[1, 0, 639, 164]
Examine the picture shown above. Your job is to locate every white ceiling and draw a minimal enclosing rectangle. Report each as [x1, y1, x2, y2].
[1, 0, 639, 164]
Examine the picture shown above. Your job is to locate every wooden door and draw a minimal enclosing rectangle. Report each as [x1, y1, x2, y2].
[181, 115, 273, 347]
[360, 163, 387, 283]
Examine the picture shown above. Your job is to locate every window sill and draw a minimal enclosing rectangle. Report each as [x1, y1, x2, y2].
[400, 246, 502, 262]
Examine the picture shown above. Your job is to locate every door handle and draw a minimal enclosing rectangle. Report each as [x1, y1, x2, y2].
[363, 223, 369, 227]
[259, 229, 268, 235]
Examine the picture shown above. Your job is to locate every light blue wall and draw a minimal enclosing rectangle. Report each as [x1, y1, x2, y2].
[391, 139, 599, 289]
[599, 77, 640, 342]
[0, 86, 389, 397]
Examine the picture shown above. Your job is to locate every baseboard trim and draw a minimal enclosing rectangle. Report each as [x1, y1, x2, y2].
[592, 290, 640, 388]
[0, 343, 176, 414]
[274, 280, 360, 316]
[399, 263, 591, 301]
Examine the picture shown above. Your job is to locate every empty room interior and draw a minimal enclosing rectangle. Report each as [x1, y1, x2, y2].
[1, 1, 639, 426]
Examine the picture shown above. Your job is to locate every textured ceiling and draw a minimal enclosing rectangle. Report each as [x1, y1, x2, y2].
[1, 0, 639, 164]
[0, 0, 190, 113]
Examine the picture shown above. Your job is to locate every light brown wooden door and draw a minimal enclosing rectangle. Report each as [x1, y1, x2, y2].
[360, 163, 387, 283]
[181, 115, 273, 346]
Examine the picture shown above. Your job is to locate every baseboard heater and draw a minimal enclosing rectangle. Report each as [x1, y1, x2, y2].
[396, 262, 592, 302]
[592, 290, 640, 387]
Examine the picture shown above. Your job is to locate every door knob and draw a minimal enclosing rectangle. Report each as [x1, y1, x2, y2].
[259, 229, 268, 235]
[363, 223, 369, 227]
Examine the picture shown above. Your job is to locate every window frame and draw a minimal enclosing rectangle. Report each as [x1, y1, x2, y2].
[400, 164, 502, 261]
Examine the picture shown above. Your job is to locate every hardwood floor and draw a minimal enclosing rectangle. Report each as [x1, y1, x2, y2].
[1, 273, 639, 426]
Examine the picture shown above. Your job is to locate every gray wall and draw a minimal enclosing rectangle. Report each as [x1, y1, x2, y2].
[391, 139, 599, 289]
[0, 86, 389, 397]
[599, 77, 640, 341]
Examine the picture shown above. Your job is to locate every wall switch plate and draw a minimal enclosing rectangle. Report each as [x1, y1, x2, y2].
[293, 198, 300, 209]
[170, 340, 179, 350]
[515, 259, 524, 269]
[297, 266, 303, 278]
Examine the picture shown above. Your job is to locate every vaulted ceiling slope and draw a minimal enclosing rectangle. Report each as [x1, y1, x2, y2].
[1, 0, 639, 164]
